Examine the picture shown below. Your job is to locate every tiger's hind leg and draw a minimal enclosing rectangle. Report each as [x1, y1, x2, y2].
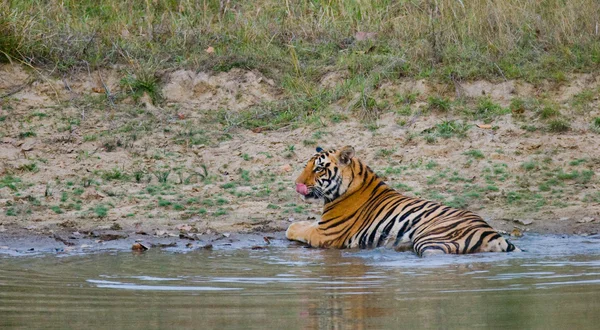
[415, 243, 454, 257]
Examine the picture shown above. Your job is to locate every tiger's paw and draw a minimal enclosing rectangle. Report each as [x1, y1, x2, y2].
[285, 220, 314, 243]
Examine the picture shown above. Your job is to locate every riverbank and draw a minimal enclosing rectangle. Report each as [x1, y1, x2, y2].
[2, 62, 600, 255]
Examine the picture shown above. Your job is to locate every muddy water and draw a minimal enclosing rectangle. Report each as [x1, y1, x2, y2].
[1, 234, 600, 329]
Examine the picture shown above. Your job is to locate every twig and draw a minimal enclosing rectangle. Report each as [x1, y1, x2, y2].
[0, 82, 30, 99]
[98, 72, 116, 109]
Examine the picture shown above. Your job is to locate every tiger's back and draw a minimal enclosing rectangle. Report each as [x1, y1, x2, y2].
[286, 146, 519, 256]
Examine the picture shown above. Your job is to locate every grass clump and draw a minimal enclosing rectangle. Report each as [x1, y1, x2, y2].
[3, 0, 600, 88]
[93, 205, 108, 217]
[435, 120, 470, 139]
[591, 117, 600, 133]
[547, 119, 570, 133]
[474, 98, 509, 123]
[427, 96, 451, 112]
[463, 149, 485, 160]
[538, 105, 560, 119]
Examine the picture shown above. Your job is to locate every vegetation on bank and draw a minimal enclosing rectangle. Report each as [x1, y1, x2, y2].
[2, 0, 600, 82]
[1, 1, 599, 226]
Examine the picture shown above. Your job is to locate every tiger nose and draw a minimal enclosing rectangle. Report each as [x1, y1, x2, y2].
[296, 183, 308, 195]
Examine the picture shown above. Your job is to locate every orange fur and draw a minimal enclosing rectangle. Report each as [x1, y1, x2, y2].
[286, 146, 520, 256]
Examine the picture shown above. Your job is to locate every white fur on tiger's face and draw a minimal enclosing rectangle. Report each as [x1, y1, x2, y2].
[294, 146, 355, 203]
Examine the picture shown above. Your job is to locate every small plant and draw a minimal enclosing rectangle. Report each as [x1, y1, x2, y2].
[521, 161, 538, 171]
[283, 145, 296, 159]
[83, 134, 98, 142]
[134, 170, 145, 183]
[375, 148, 395, 159]
[240, 169, 251, 182]
[520, 124, 537, 132]
[424, 134, 437, 144]
[50, 205, 63, 214]
[591, 117, 600, 133]
[463, 149, 485, 159]
[18, 131, 37, 139]
[93, 205, 108, 217]
[435, 120, 470, 138]
[214, 208, 227, 216]
[121, 70, 162, 104]
[158, 198, 172, 207]
[18, 162, 38, 173]
[241, 153, 252, 161]
[538, 105, 560, 119]
[425, 161, 439, 170]
[579, 170, 594, 184]
[220, 182, 237, 189]
[569, 159, 587, 166]
[102, 168, 127, 181]
[474, 98, 508, 122]
[447, 196, 468, 209]
[154, 170, 171, 183]
[398, 92, 419, 105]
[509, 98, 526, 115]
[427, 96, 451, 112]
[548, 119, 570, 133]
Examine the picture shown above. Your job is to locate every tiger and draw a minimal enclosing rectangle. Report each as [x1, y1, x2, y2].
[286, 146, 520, 256]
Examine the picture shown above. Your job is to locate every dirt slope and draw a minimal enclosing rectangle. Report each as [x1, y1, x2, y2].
[1, 64, 599, 244]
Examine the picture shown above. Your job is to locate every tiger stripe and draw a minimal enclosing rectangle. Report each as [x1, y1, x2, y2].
[286, 146, 520, 256]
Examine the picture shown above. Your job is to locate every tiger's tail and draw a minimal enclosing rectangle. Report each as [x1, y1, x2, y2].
[504, 240, 521, 252]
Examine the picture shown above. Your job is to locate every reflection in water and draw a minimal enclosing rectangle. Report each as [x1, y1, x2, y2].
[0, 235, 600, 329]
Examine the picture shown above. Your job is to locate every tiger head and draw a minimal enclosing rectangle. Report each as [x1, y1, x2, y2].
[295, 146, 355, 202]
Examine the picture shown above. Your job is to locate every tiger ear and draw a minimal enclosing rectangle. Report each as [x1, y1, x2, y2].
[338, 146, 355, 165]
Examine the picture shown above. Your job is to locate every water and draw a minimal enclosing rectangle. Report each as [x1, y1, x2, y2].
[1, 234, 600, 329]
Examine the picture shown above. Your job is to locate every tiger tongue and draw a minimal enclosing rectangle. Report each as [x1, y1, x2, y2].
[296, 183, 308, 195]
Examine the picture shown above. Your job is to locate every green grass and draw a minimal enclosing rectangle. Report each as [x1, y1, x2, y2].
[548, 119, 570, 133]
[434, 120, 471, 139]
[2, 0, 600, 106]
[0, 175, 22, 191]
[592, 117, 600, 133]
[101, 168, 128, 181]
[521, 161, 538, 171]
[427, 96, 451, 112]
[50, 205, 63, 214]
[474, 98, 509, 123]
[463, 149, 485, 160]
[375, 148, 395, 159]
[538, 105, 560, 119]
[93, 204, 108, 217]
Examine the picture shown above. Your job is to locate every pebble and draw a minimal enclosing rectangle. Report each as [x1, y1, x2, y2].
[514, 219, 533, 226]
[577, 217, 595, 223]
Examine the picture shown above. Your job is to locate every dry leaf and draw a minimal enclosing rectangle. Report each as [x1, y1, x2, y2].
[92, 87, 104, 93]
[205, 46, 215, 54]
[477, 124, 492, 129]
